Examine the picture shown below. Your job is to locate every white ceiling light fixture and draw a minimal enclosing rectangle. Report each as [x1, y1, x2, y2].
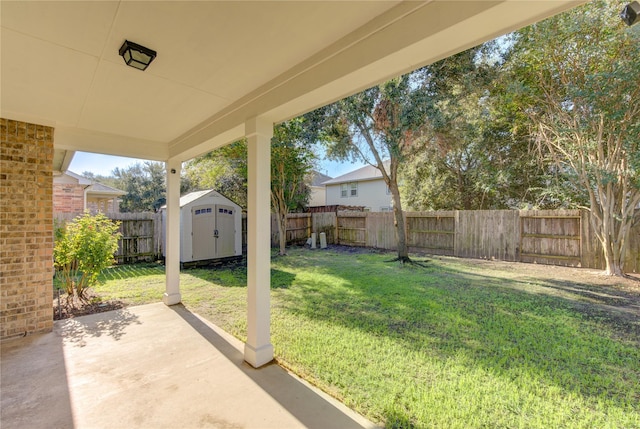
[119, 40, 157, 71]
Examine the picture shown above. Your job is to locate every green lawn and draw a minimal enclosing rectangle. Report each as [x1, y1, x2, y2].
[93, 248, 640, 429]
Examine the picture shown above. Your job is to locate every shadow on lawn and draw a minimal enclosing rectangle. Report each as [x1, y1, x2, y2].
[275, 255, 640, 414]
[99, 263, 165, 281]
[519, 276, 640, 340]
[185, 265, 296, 289]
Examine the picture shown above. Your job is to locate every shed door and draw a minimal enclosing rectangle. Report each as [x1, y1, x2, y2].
[215, 204, 236, 258]
[192, 205, 216, 261]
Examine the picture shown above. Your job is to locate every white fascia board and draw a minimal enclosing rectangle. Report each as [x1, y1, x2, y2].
[55, 127, 168, 161]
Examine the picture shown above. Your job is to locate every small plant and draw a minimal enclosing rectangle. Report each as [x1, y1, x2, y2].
[53, 212, 121, 301]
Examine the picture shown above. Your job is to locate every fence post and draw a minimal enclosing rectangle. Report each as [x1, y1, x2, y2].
[453, 210, 459, 258]
[518, 211, 523, 263]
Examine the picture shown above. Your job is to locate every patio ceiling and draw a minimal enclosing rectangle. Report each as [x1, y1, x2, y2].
[1, 1, 583, 163]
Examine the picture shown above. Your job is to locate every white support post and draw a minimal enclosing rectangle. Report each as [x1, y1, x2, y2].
[163, 158, 182, 306]
[244, 116, 274, 368]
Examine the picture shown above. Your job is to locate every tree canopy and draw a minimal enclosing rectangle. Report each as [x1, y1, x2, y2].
[112, 162, 167, 212]
[323, 71, 430, 262]
[507, 0, 640, 275]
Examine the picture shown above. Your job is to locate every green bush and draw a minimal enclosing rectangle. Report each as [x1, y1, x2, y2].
[53, 212, 121, 300]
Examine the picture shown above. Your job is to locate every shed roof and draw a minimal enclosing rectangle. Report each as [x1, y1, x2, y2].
[162, 190, 238, 209]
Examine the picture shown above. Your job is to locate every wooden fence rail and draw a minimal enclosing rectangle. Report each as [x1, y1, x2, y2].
[273, 209, 638, 272]
[56, 209, 638, 272]
[54, 211, 162, 264]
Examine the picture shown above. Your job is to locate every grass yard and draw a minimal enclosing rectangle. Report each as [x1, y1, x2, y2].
[93, 247, 640, 429]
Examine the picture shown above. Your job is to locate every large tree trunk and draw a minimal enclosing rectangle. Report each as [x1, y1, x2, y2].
[271, 188, 289, 256]
[389, 181, 409, 262]
[277, 212, 287, 256]
[589, 205, 628, 277]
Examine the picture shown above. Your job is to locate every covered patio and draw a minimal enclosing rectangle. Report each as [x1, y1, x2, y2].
[1, 303, 375, 428]
[1, 0, 583, 426]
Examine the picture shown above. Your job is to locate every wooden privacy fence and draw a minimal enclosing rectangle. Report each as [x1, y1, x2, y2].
[56, 209, 638, 271]
[271, 213, 312, 246]
[112, 212, 162, 263]
[406, 211, 456, 255]
[275, 209, 639, 272]
[267, 212, 338, 246]
[54, 211, 162, 264]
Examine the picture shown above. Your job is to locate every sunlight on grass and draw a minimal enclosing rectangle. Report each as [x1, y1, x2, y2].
[267, 251, 639, 428]
[91, 251, 640, 428]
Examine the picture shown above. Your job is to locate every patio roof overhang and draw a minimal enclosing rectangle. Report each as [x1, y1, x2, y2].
[1, 0, 585, 367]
[1, 1, 583, 164]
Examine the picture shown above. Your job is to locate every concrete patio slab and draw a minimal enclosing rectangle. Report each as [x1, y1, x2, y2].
[1, 303, 377, 429]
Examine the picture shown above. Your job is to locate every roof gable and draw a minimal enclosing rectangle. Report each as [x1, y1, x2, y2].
[310, 171, 333, 187]
[87, 182, 126, 196]
[322, 161, 390, 185]
[160, 189, 239, 209]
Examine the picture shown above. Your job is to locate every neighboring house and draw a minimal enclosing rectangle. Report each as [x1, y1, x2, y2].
[307, 171, 332, 207]
[323, 162, 392, 212]
[53, 171, 126, 215]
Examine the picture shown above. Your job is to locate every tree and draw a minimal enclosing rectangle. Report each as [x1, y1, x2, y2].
[401, 43, 549, 211]
[185, 117, 318, 255]
[112, 162, 167, 212]
[184, 141, 248, 208]
[324, 73, 429, 263]
[509, 0, 640, 276]
[271, 119, 315, 255]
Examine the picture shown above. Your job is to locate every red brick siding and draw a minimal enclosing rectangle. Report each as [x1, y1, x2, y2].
[53, 183, 84, 214]
[0, 118, 54, 339]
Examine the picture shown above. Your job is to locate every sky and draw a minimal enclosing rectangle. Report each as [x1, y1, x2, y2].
[68, 151, 365, 180]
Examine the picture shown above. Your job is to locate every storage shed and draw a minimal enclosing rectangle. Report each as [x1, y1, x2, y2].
[161, 190, 242, 263]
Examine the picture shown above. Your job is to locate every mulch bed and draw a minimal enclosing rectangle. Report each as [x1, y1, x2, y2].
[52, 290, 126, 321]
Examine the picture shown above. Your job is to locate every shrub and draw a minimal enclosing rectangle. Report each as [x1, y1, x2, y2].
[53, 212, 121, 300]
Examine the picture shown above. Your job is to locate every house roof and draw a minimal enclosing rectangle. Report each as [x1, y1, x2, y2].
[55, 171, 126, 196]
[63, 170, 93, 185]
[310, 171, 333, 187]
[322, 161, 390, 185]
[88, 182, 126, 197]
[1, 1, 582, 165]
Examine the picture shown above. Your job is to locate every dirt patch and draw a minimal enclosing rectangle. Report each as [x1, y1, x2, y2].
[325, 245, 639, 332]
[52, 290, 125, 321]
[323, 244, 388, 255]
[424, 255, 640, 342]
[455, 256, 640, 295]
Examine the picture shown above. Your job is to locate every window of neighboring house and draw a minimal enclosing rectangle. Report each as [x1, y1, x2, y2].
[341, 183, 348, 198]
[341, 182, 358, 197]
[386, 185, 391, 195]
[380, 206, 392, 212]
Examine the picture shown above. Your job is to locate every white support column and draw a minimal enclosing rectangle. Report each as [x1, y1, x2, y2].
[244, 116, 274, 368]
[163, 158, 182, 306]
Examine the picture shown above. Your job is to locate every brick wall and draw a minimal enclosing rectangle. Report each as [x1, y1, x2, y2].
[53, 183, 84, 214]
[0, 118, 54, 339]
